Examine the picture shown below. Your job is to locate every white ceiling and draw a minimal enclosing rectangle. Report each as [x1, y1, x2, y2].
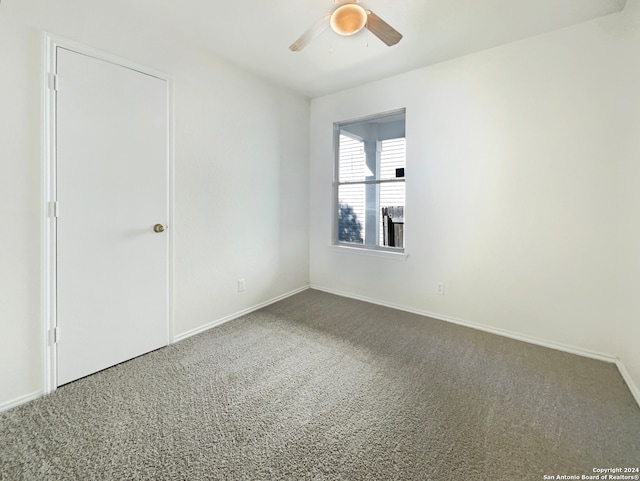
[9, 0, 628, 98]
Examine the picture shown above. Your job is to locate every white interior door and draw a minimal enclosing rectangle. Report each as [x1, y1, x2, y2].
[56, 47, 169, 386]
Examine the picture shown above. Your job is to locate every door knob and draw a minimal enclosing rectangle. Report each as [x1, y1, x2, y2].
[153, 224, 166, 233]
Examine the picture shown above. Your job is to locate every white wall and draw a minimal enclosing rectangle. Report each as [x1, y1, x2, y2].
[0, 1, 309, 408]
[310, 7, 639, 391]
[617, 0, 640, 396]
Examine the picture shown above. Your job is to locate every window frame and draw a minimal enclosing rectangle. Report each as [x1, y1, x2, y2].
[332, 108, 406, 254]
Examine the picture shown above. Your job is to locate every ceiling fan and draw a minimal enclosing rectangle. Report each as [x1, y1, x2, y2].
[289, 0, 402, 52]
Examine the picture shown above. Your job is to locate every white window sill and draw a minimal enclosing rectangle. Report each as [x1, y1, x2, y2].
[330, 245, 409, 260]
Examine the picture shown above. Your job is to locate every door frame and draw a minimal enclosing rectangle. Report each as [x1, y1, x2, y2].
[42, 33, 175, 394]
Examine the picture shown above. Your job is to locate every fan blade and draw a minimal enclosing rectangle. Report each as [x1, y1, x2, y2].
[289, 14, 331, 52]
[365, 10, 403, 46]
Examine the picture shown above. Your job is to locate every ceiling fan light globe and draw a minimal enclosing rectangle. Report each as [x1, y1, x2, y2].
[330, 4, 367, 36]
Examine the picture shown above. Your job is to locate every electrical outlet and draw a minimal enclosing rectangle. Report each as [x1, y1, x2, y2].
[435, 282, 445, 295]
[238, 278, 246, 292]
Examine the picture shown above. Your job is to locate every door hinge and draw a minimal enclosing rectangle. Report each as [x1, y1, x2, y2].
[48, 73, 58, 92]
[51, 326, 60, 344]
[49, 201, 59, 218]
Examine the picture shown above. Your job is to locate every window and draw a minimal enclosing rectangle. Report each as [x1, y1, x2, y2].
[334, 109, 406, 252]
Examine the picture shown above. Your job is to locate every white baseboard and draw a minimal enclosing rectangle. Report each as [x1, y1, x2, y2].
[0, 390, 44, 414]
[310, 284, 640, 409]
[310, 284, 616, 362]
[615, 360, 640, 408]
[173, 285, 310, 343]
[1, 286, 310, 414]
[4, 285, 637, 413]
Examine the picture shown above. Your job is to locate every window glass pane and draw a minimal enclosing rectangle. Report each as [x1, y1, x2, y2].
[379, 138, 406, 181]
[338, 184, 365, 244]
[338, 134, 366, 183]
[379, 182, 405, 248]
[335, 109, 405, 251]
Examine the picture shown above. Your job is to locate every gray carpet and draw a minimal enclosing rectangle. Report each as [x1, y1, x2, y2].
[1, 289, 639, 481]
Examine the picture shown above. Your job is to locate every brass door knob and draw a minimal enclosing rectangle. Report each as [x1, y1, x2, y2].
[153, 224, 166, 233]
